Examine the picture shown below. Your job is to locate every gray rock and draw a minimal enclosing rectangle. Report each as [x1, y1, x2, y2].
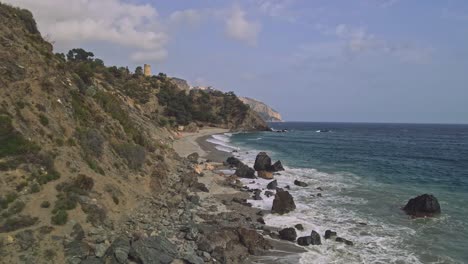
[225, 157, 242, 167]
[129, 236, 179, 264]
[264, 191, 274, 197]
[324, 230, 337, 239]
[235, 164, 256, 179]
[271, 190, 296, 215]
[80, 257, 104, 264]
[294, 224, 304, 231]
[293, 180, 308, 187]
[297, 236, 312, 246]
[310, 230, 321, 245]
[266, 180, 277, 190]
[187, 152, 199, 163]
[253, 190, 262, 200]
[278, 228, 297, 241]
[94, 243, 109, 258]
[108, 236, 130, 263]
[272, 160, 284, 171]
[254, 152, 272, 171]
[403, 194, 441, 217]
[335, 237, 353, 246]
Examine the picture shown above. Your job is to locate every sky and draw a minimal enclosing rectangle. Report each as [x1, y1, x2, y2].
[4, 0, 468, 123]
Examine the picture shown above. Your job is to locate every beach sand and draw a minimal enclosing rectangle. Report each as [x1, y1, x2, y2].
[173, 127, 231, 162]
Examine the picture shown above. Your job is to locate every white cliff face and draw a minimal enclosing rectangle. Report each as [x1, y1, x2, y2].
[239, 97, 283, 122]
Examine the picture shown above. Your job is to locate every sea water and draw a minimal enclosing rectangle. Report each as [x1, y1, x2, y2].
[208, 122, 468, 264]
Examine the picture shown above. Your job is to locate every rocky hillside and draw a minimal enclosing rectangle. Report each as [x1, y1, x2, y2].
[0, 3, 269, 263]
[239, 97, 283, 122]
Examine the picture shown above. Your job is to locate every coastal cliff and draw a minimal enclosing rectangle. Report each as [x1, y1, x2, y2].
[239, 97, 283, 122]
[0, 3, 270, 263]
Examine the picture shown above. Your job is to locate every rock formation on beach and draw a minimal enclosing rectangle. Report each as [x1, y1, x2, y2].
[253, 152, 283, 179]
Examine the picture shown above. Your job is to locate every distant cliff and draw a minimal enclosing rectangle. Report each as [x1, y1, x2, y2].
[240, 97, 283, 122]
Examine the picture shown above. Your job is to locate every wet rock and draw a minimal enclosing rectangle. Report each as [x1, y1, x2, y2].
[310, 230, 321, 245]
[258, 171, 273, 179]
[253, 189, 262, 200]
[335, 237, 353, 246]
[279, 228, 297, 241]
[266, 180, 278, 190]
[264, 191, 274, 197]
[235, 164, 256, 179]
[187, 152, 199, 163]
[257, 217, 265, 224]
[317, 193, 322, 197]
[129, 236, 179, 264]
[225, 157, 242, 167]
[403, 194, 441, 217]
[285, 185, 290, 190]
[271, 190, 296, 215]
[324, 230, 337, 239]
[297, 236, 312, 246]
[237, 228, 272, 255]
[254, 152, 272, 171]
[272, 160, 284, 171]
[294, 180, 308, 187]
[294, 224, 304, 231]
[316, 187, 323, 191]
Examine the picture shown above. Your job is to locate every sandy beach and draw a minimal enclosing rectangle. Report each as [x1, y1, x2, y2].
[173, 127, 231, 162]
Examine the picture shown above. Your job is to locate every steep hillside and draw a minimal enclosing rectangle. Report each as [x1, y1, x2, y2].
[0, 3, 268, 263]
[239, 97, 283, 122]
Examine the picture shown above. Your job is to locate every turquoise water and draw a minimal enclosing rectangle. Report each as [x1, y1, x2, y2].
[218, 122, 468, 263]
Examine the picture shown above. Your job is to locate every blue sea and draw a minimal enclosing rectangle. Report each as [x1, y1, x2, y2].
[207, 122, 468, 264]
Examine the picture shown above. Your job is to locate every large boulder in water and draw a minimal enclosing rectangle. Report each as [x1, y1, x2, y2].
[254, 152, 272, 171]
[272, 161, 284, 171]
[403, 194, 441, 217]
[310, 230, 321, 245]
[271, 190, 296, 214]
[235, 164, 256, 179]
[266, 180, 277, 190]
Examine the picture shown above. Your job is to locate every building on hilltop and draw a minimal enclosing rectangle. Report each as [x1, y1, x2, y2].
[144, 64, 151, 76]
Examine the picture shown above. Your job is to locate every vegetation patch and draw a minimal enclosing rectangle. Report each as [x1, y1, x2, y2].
[0, 115, 40, 158]
[0, 215, 38, 233]
[115, 143, 146, 170]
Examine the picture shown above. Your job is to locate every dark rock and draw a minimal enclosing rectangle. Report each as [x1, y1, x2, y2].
[235, 164, 256, 179]
[257, 217, 265, 224]
[271, 190, 296, 215]
[294, 224, 304, 231]
[297, 236, 312, 246]
[294, 180, 308, 187]
[256, 210, 264, 216]
[317, 193, 322, 197]
[187, 152, 199, 163]
[225, 157, 242, 167]
[316, 187, 323, 191]
[278, 228, 297, 241]
[266, 180, 277, 190]
[253, 190, 262, 200]
[335, 237, 353, 246]
[80, 257, 104, 264]
[324, 230, 337, 239]
[271, 160, 284, 171]
[285, 185, 290, 190]
[254, 152, 272, 171]
[129, 236, 179, 264]
[195, 183, 209, 193]
[310, 230, 321, 245]
[403, 194, 441, 217]
[264, 191, 274, 197]
[237, 228, 272, 255]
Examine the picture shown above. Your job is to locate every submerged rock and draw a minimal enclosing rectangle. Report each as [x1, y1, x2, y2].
[335, 237, 353, 246]
[294, 180, 308, 187]
[403, 194, 441, 217]
[271, 190, 296, 215]
[235, 164, 256, 178]
[278, 228, 297, 241]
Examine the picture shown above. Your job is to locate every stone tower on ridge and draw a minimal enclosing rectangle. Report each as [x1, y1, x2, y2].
[143, 64, 151, 77]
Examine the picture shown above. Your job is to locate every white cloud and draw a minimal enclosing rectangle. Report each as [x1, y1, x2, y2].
[4, 0, 168, 62]
[256, 0, 296, 21]
[130, 50, 168, 62]
[225, 5, 261, 46]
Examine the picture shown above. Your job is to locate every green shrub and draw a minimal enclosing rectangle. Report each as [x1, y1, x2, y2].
[51, 210, 68, 225]
[52, 193, 77, 213]
[30, 182, 40, 193]
[0, 115, 40, 158]
[40, 201, 50, 208]
[0, 215, 38, 232]
[77, 129, 104, 157]
[74, 174, 94, 191]
[115, 143, 146, 170]
[43, 249, 56, 261]
[39, 114, 49, 126]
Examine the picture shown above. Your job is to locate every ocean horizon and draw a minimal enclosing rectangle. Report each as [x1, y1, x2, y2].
[207, 121, 468, 263]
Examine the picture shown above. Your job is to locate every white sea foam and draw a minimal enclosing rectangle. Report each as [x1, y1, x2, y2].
[204, 133, 433, 264]
[206, 133, 239, 152]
